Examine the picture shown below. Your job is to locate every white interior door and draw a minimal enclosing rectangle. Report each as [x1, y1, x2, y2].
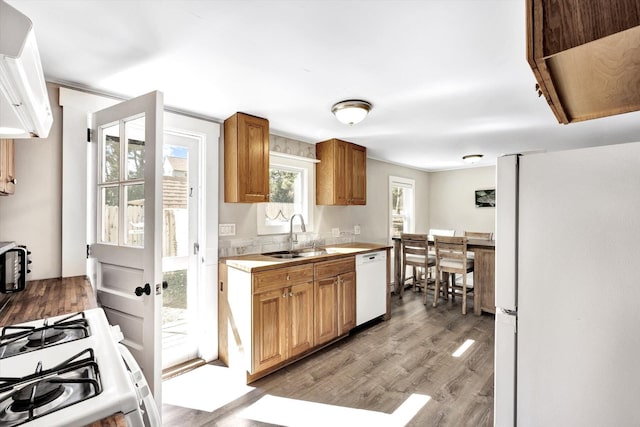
[91, 91, 164, 406]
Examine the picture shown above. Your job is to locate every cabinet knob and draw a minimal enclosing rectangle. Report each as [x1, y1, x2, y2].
[289, 291, 294, 297]
[286, 274, 290, 281]
[282, 292, 287, 298]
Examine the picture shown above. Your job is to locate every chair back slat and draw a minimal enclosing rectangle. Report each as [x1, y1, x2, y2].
[464, 231, 493, 240]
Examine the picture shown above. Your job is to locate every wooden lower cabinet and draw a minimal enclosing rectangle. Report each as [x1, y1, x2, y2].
[252, 287, 287, 372]
[287, 282, 314, 358]
[314, 276, 338, 345]
[220, 257, 357, 382]
[314, 257, 356, 345]
[252, 281, 314, 373]
[337, 271, 356, 334]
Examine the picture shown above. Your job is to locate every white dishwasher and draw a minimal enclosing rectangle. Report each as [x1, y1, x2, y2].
[355, 250, 387, 326]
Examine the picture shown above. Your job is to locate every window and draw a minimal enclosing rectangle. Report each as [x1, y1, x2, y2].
[98, 116, 146, 247]
[389, 176, 415, 242]
[257, 153, 315, 235]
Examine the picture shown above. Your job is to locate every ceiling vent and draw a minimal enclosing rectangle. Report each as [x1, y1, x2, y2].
[0, 1, 52, 138]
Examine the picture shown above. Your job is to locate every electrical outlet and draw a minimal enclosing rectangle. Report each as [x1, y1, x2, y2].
[354, 225, 361, 235]
[219, 223, 236, 236]
[332, 227, 340, 237]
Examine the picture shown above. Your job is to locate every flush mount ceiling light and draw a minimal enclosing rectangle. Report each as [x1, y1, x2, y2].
[331, 99, 372, 125]
[463, 154, 484, 164]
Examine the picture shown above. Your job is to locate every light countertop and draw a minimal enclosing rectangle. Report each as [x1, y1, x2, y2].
[221, 242, 391, 273]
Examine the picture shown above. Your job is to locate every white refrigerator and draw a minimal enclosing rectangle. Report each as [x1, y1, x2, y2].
[494, 143, 640, 427]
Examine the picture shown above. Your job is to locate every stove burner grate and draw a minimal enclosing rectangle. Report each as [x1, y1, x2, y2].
[0, 348, 102, 426]
[0, 312, 90, 359]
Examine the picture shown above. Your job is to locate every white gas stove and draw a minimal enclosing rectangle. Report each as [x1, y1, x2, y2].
[0, 308, 159, 426]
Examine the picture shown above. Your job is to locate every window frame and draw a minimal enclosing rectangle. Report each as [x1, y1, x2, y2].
[257, 152, 316, 235]
[388, 175, 416, 243]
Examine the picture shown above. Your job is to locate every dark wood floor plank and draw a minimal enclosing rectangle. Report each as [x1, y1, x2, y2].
[163, 290, 495, 426]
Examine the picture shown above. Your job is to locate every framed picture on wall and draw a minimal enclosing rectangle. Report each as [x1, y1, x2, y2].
[475, 189, 496, 208]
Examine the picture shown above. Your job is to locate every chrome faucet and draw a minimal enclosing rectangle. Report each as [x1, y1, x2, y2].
[289, 214, 306, 252]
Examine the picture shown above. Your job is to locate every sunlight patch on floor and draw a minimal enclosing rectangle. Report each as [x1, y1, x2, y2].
[163, 365, 254, 412]
[239, 393, 430, 427]
[452, 339, 475, 358]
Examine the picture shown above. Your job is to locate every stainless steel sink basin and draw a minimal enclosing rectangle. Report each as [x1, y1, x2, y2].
[269, 253, 302, 259]
[263, 249, 327, 259]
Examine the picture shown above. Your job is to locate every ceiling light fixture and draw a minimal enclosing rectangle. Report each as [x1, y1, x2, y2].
[462, 154, 483, 164]
[331, 99, 372, 125]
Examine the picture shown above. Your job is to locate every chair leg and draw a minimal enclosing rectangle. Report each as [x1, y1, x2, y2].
[400, 263, 406, 299]
[412, 266, 417, 292]
[461, 273, 467, 315]
[432, 270, 439, 308]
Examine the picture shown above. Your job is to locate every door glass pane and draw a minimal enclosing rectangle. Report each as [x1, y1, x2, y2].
[125, 183, 144, 247]
[126, 117, 145, 180]
[162, 269, 188, 351]
[102, 124, 120, 183]
[163, 144, 189, 257]
[101, 186, 119, 244]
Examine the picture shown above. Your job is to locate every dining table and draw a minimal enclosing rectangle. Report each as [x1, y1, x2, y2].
[391, 236, 496, 315]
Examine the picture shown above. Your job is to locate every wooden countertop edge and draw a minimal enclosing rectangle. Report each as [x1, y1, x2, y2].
[221, 243, 391, 273]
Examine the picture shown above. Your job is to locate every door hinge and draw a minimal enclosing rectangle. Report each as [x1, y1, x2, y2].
[86, 244, 91, 258]
[87, 128, 93, 142]
[194, 242, 200, 255]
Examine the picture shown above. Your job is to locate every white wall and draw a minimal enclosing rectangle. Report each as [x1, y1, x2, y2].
[0, 83, 62, 280]
[428, 166, 496, 236]
[218, 147, 431, 250]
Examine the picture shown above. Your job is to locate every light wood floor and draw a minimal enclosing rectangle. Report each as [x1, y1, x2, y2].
[162, 289, 495, 426]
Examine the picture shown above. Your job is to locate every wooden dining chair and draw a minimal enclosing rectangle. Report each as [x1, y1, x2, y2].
[433, 235, 474, 314]
[399, 233, 433, 299]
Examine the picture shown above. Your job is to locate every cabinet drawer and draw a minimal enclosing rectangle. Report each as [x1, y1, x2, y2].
[253, 264, 314, 293]
[314, 257, 355, 280]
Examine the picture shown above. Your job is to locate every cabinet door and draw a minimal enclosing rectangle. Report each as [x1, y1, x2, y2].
[253, 288, 287, 373]
[338, 271, 356, 334]
[334, 140, 349, 205]
[288, 281, 314, 358]
[314, 276, 338, 345]
[349, 144, 366, 205]
[224, 112, 269, 203]
[238, 113, 269, 202]
[0, 139, 15, 195]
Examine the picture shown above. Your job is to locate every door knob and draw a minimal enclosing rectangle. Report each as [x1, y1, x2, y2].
[135, 283, 151, 296]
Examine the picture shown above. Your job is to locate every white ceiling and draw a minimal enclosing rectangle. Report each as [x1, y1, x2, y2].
[8, 0, 640, 171]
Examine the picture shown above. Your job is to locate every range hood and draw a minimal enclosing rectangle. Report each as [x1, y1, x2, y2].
[0, 1, 52, 138]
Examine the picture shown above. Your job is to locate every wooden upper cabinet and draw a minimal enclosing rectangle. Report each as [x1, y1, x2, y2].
[224, 112, 270, 203]
[527, 0, 640, 123]
[0, 139, 16, 196]
[316, 138, 366, 206]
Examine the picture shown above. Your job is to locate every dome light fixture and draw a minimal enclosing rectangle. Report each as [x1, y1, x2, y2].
[462, 154, 484, 164]
[331, 99, 372, 125]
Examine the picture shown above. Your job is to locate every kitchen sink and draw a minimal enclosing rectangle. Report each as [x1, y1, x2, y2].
[269, 253, 302, 259]
[263, 249, 328, 259]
